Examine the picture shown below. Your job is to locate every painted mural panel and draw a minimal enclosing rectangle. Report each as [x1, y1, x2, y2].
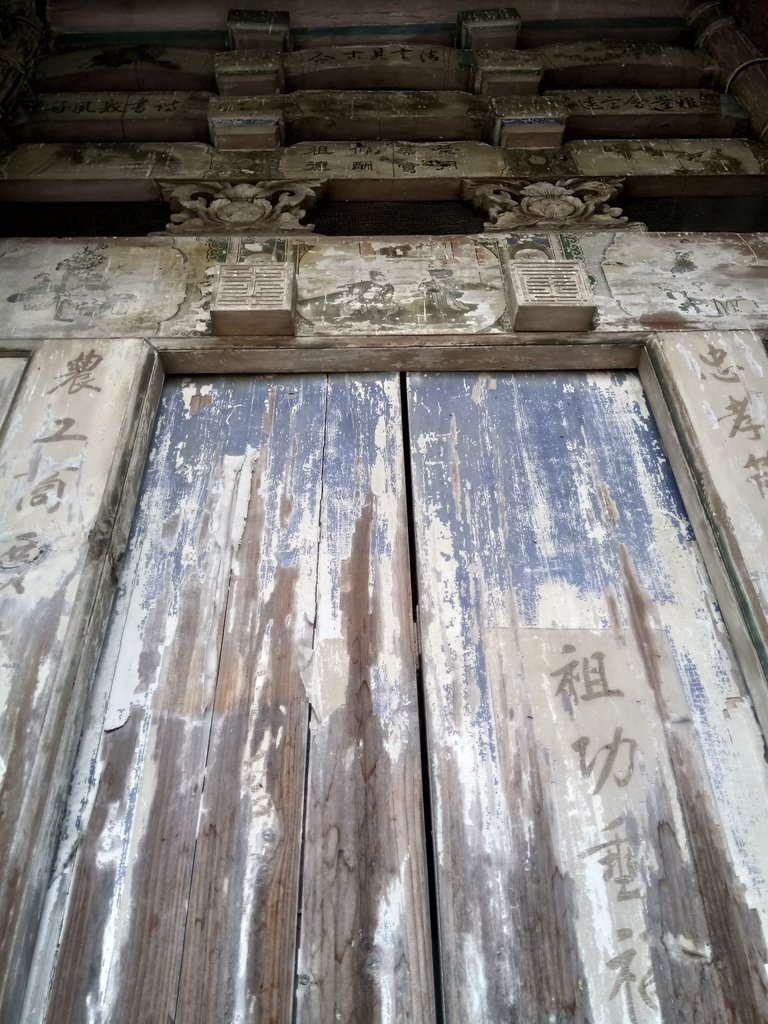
[0, 233, 767, 342]
[408, 370, 768, 1023]
[0, 240, 189, 334]
[595, 232, 768, 329]
[296, 237, 506, 334]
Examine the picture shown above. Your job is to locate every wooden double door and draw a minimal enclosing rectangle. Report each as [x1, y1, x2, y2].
[30, 372, 768, 1024]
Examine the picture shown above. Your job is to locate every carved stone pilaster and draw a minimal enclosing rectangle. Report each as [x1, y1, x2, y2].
[160, 179, 326, 233]
[461, 178, 644, 230]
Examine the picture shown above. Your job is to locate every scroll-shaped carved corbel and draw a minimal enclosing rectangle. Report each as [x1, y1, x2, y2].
[160, 179, 326, 233]
[461, 178, 644, 230]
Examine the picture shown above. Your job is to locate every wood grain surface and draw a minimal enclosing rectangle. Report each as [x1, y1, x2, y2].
[30, 373, 433, 1024]
[40, 376, 325, 1024]
[407, 370, 768, 1023]
[0, 339, 162, 1023]
[295, 375, 434, 1024]
[647, 330, 768, 684]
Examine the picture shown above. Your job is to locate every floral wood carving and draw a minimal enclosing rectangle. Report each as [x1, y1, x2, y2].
[462, 178, 643, 231]
[161, 180, 326, 233]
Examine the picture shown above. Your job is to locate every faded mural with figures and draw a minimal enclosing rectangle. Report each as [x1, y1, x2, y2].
[0, 241, 190, 335]
[294, 237, 507, 334]
[0, 232, 768, 340]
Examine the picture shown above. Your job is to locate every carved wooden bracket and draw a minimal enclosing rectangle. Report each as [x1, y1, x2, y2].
[461, 177, 645, 230]
[160, 179, 326, 233]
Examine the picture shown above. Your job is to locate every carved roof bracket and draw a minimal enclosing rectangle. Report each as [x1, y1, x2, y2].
[159, 178, 327, 233]
[461, 177, 646, 231]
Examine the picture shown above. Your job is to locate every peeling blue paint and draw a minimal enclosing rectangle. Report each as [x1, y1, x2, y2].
[408, 371, 694, 628]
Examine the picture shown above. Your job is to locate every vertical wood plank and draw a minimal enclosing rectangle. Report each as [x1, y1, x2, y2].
[174, 377, 324, 1024]
[0, 356, 27, 432]
[408, 371, 768, 1024]
[295, 375, 435, 1024]
[39, 376, 325, 1024]
[647, 330, 768, 683]
[0, 339, 162, 1022]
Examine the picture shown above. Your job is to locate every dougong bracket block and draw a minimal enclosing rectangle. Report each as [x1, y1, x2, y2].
[227, 9, 291, 51]
[458, 9, 521, 51]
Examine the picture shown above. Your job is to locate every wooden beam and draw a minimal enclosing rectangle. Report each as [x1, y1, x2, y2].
[0, 234, 767, 344]
[474, 41, 715, 95]
[1, 139, 765, 202]
[32, 47, 216, 93]
[215, 45, 474, 95]
[535, 89, 746, 139]
[208, 92, 491, 149]
[43, 1, 698, 37]
[15, 86, 749, 149]
[14, 92, 212, 144]
[690, 1, 768, 141]
[156, 340, 644, 374]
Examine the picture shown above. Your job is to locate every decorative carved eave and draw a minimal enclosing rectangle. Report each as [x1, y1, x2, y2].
[0, 8, 45, 141]
[461, 177, 646, 230]
[159, 178, 327, 233]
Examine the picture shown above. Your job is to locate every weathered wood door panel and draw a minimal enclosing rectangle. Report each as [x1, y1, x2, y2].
[24, 368, 768, 1024]
[407, 371, 768, 1024]
[29, 374, 434, 1024]
[295, 376, 434, 1024]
